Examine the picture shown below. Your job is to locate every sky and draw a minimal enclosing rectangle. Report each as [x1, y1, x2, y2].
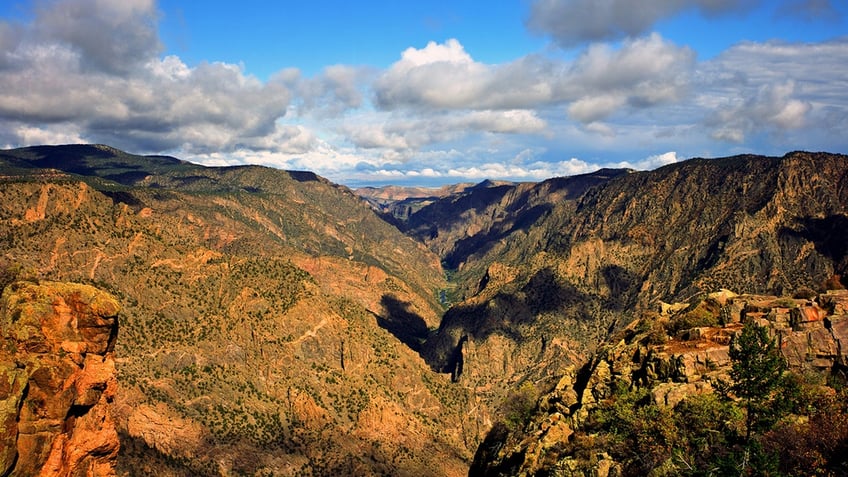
[0, 0, 846, 187]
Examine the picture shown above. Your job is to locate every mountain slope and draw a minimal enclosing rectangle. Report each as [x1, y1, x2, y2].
[421, 151, 848, 438]
[0, 145, 477, 476]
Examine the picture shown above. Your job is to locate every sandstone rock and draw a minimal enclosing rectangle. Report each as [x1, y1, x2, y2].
[827, 315, 848, 366]
[708, 289, 738, 305]
[0, 361, 27, 475]
[0, 281, 120, 476]
[659, 301, 688, 315]
[790, 304, 828, 328]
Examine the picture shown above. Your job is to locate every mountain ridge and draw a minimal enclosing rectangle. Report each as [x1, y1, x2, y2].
[1, 144, 847, 476]
[415, 150, 848, 454]
[0, 144, 476, 475]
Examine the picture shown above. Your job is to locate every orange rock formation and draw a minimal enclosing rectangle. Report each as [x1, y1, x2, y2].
[0, 281, 120, 476]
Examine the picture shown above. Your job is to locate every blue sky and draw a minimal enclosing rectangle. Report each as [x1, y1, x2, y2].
[155, 1, 548, 78]
[1, 0, 847, 186]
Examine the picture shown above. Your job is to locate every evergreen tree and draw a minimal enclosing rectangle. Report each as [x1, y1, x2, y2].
[728, 321, 786, 441]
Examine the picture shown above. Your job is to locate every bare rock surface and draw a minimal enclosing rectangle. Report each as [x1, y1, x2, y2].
[0, 280, 120, 477]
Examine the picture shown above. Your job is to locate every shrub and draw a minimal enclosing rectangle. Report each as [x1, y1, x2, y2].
[666, 298, 722, 335]
[792, 286, 816, 300]
[501, 382, 537, 431]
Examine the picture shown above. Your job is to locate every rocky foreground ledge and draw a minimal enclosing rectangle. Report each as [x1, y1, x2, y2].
[0, 281, 120, 476]
[471, 288, 848, 476]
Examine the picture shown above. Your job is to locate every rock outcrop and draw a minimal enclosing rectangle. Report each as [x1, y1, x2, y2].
[0, 281, 120, 476]
[471, 289, 848, 476]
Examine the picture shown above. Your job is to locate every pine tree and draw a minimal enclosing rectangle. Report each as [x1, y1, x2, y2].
[728, 321, 786, 441]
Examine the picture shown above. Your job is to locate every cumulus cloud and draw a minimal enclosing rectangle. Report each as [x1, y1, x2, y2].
[374, 39, 493, 109]
[343, 109, 547, 151]
[0, 0, 305, 157]
[708, 81, 811, 142]
[340, 150, 685, 186]
[527, 0, 757, 47]
[287, 64, 373, 117]
[1, 124, 84, 148]
[375, 35, 693, 124]
[374, 39, 579, 111]
[363, 158, 597, 184]
[34, 0, 161, 74]
[698, 39, 848, 142]
[610, 151, 680, 169]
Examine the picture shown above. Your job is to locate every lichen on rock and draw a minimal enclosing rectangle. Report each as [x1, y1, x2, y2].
[0, 280, 120, 477]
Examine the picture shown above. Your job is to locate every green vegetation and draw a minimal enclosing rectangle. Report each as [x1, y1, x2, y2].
[577, 321, 848, 476]
[666, 297, 722, 335]
[726, 322, 789, 441]
[500, 382, 538, 431]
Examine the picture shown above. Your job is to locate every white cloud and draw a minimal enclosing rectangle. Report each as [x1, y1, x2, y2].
[549, 158, 596, 176]
[583, 122, 617, 137]
[1, 124, 84, 148]
[375, 35, 693, 125]
[707, 81, 812, 142]
[374, 39, 490, 109]
[568, 95, 627, 123]
[343, 109, 547, 152]
[563, 33, 694, 124]
[611, 151, 679, 170]
[34, 0, 161, 74]
[288, 64, 373, 117]
[698, 39, 848, 143]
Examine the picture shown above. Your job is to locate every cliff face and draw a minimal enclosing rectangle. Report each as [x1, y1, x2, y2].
[394, 170, 629, 274]
[0, 281, 120, 477]
[547, 152, 848, 302]
[421, 151, 848, 452]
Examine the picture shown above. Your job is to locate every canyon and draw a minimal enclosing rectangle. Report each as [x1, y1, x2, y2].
[0, 145, 846, 475]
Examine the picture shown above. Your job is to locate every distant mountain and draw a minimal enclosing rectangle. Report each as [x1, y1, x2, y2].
[0, 144, 476, 475]
[354, 182, 479, 228]
[355, 183, 477, 202]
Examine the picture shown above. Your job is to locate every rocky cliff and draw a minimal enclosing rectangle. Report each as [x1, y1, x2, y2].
[385, 170, 628, 275]
[470, 288, 848, 476]
[0, 280, 121, 476]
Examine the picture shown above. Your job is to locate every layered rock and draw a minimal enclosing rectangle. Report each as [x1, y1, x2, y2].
[0, 281, 120, 477]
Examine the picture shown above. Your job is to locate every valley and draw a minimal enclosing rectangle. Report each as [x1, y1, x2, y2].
[1, 145, 847, 475]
